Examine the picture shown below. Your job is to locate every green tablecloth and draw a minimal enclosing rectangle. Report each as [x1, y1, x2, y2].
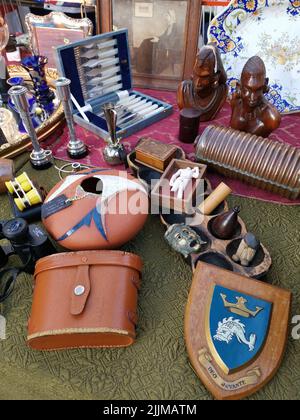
[0, 154, 299, 400]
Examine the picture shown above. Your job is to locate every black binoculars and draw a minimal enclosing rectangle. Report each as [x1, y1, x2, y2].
[0, 218, 56, 274]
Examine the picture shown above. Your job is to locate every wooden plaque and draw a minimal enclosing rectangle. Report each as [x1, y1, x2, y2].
[185, 262, 292, 400]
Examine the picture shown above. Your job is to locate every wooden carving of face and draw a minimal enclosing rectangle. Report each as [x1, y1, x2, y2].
[240, 57, 269, 111]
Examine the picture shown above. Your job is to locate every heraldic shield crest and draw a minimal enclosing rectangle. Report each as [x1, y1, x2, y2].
[185, 263, 292, 400]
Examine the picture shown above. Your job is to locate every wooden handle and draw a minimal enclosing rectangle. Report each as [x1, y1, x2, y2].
[199, 182, 232, 215]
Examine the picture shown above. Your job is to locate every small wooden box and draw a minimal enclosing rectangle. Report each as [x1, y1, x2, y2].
[135, 138, 178, 172]
[151, 159, 207, 213]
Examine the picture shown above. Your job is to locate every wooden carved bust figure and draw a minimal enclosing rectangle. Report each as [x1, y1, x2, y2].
[177, 44, 228, 122]
[230, 56, 281, 138]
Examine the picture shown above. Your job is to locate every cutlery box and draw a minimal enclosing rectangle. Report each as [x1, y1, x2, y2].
[55, 29, 173, 141]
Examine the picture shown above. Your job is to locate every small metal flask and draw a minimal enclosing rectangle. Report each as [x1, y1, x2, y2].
[8, 85, 53, 170]
[102, 103, 126, 166]
[55, 77, 88, 159]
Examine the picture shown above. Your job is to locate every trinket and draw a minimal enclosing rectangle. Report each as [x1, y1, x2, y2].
[152, 159, 207, 214]
[179, 108, 201, 144]
[211, 206, 241, 240]
[232, 233, 261, 267]
[170, 167, 200, 200]
[5, 172, 46, 221]
[56, 162, 91, 180]
[127, 144, 186, 193]
[135, 138, 178, 173]
[177, 44, 228, 121]
[165, 224, 206, 258]
[230, 56, 281, 137]
[102, 103, 126, 166]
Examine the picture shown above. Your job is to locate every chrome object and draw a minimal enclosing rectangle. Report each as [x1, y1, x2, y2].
[8, 85, 53, 169]
[55, 77, 88, 159]
[102, 103, 125, 166]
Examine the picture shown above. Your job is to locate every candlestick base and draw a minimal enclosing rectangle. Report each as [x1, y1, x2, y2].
[103, 143, 126, 166]
[30, 149, 53, 170]
[67, 139, 88, 160]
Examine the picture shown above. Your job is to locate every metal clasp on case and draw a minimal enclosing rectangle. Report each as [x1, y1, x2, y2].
[74, 285, 85, 296]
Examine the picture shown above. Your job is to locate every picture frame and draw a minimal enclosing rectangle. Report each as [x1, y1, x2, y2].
[25, 12, 94, 69]
[98, 0, 202, 91]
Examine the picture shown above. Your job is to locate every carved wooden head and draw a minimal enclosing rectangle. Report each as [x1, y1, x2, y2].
[240, 56, 269, 110]
[192, 44, 227, 96]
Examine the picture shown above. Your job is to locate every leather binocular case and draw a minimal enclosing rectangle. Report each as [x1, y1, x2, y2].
[27, 251, 143, 351]
[0, 158, 14, 193]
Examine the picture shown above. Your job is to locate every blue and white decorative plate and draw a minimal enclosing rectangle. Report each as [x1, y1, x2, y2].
[208, 0, 300, 114]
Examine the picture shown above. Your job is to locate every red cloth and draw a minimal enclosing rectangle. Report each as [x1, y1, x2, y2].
[47, 89, 300, 205]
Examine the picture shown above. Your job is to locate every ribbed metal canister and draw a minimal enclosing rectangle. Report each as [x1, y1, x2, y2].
[195, 125, 300, 199]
